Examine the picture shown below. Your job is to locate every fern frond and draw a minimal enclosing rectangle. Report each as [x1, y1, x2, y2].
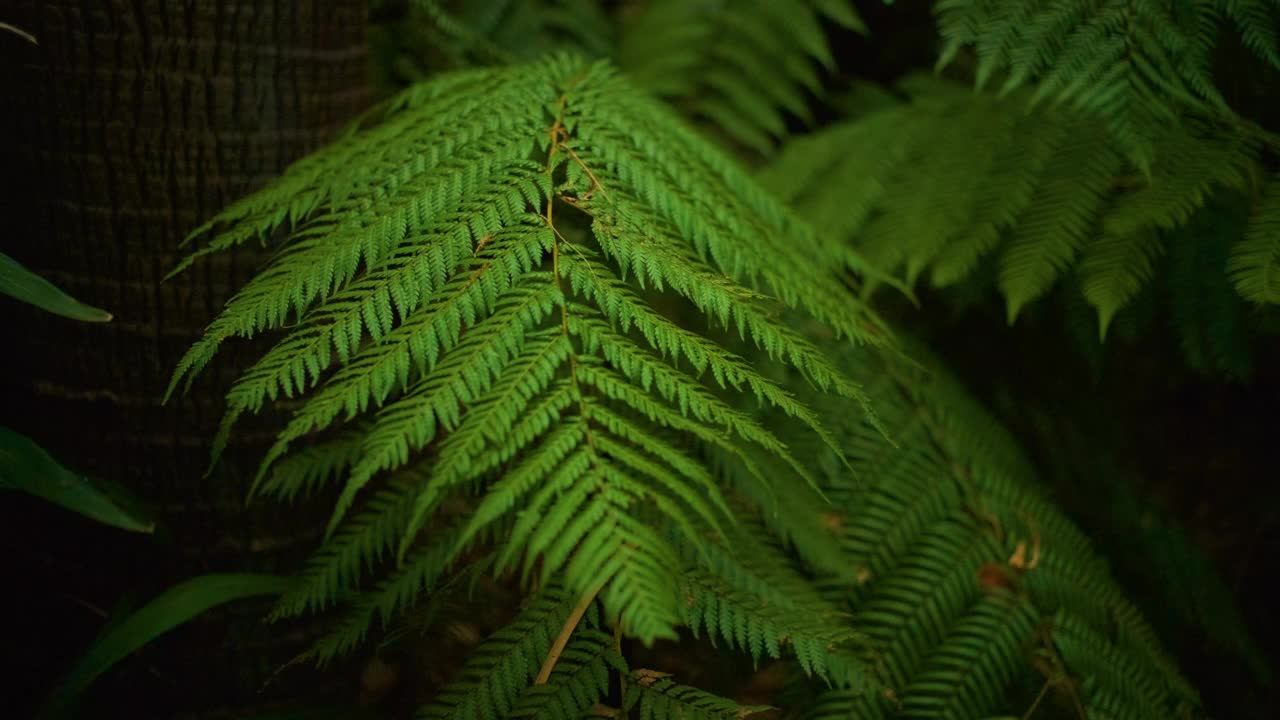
[746, 333, 1200, 718]
[1050, 611, 1187, 720]
[417, 586, 580, 720]
[1230, 172, 1280, 304]
[304, 520, 468, 665]
[996, 121, 1120, 322]
[172, 54, 883, 648]
[717, 456, 853, 581]
[618, 0, 864, 154]
[762, 75, 1266, 332]
[624, 674, 770, 720]
[681, 570, 870, 689]
[507, 629, 622, 720]
[270, 471, 422, 620]
[256, 430, 366, 503]
[894, 595, 1040, 719]
[1082, 123, 1260, 335]
[934, 0, 1280, 171]
[400, 0, 616, 70]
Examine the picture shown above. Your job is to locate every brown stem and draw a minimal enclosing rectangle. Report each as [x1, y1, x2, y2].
[535, 581, 607, 684]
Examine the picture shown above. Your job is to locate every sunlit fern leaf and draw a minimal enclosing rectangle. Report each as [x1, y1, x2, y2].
[1229, 172, 1280, 304]
[933, 0, 1280, 172]
[169, 54, 885, 647]
[625, 673, 771, 720]
[416, 586, 580, 720]
[618, 0, 865, 155]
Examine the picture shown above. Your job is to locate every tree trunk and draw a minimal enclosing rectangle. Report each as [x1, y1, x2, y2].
[0, 1, 369, 714]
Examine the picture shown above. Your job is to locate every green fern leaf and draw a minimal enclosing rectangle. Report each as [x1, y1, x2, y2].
[750, 334, 1200, 718]
[762, 75, 1269, 333]
[171, 54, 883, 647]
[1082, 124, 1257, 336]
[1229, 173, 1280, 304]
[417, 586, 580, 720]
[933, 0, 1279, 171]
[681, 570, 870, 690]
[618, 0, 863, 154]
[507, 629, 622, 720]
[624, 674, 770, 720]
[895, 595, 1040, 719]
[998, 123, 1120, 322]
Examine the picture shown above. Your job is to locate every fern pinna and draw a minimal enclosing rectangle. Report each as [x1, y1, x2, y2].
[166, 53, 884, 649]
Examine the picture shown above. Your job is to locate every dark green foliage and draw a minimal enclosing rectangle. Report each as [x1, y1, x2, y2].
[417, 587, 579, 720]
[624, 674, 768, 720]
[1018, 407, 1272, 685]
[934, 0, 1280, 171]
[766, 336, 1199, 718]
[760, 73, 1280, 373]
[617, 0, 865, 154]
[1230, 171, 1280, 304]
[157, 2, 1271, 719]
[387, 0, 615, 72]
[376, 0, 866, 156]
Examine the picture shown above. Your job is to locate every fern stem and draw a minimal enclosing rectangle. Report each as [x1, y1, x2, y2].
[562, 143, 613, 203]
[1033, 624, 1087, 720]
[614, 621, 628, 720]
[535, 580, 606, 684]
[546, 97, 599, 455]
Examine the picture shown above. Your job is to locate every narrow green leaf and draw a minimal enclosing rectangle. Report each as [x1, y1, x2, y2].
[0, 252, 112, 322]
[0, 426, 153, 533]
[41, 573, 291, 718]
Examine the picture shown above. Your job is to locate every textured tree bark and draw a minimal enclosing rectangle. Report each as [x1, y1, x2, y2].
[0, 0, 369, 714]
